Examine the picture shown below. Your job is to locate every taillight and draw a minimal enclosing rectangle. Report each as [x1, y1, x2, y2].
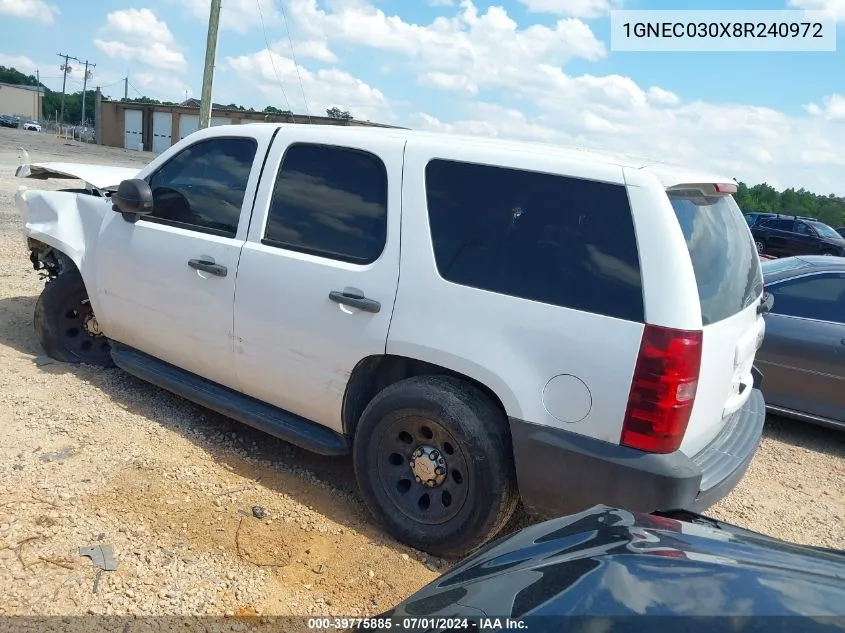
[620, 325, 703, 454]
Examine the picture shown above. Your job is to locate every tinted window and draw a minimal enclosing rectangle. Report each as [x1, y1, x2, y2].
[264, 143, 388, 264]
[146, 137, 257, 237]
[809, 221, 843, 240]
[760, 219, 794, 231]
[669, 192, 763, 325]
[795, 222, 813, 235]
[769, 274, 845, 323]
[425, 159, 643, 322]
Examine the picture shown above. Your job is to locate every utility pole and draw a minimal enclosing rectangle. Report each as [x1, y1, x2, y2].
[80, 60, 96, 129]
[57, 53, 79, 126]
[124, 76, 128, 100]
[199, 0, 222, 129]
[35, 70, 41, 121]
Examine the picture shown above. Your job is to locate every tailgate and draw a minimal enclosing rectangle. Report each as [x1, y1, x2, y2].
[667, 187, 765, 456]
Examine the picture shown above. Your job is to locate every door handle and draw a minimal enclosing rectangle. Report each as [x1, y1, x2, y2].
[188, 259, 227, 277]
[329, 290, 381, 313]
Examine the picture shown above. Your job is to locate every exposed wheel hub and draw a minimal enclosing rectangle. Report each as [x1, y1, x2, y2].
[409, 445, 447, 488]
[82, 312, 102, 336]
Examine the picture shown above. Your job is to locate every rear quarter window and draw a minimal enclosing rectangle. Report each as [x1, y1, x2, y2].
[669, 191, 763, 325]
[424, 159, 644, 322]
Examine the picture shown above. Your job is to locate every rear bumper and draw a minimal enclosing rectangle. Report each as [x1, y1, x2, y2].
[511, 388, 766, 517]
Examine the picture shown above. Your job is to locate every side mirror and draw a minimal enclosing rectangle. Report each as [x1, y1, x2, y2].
[112, 178, 153, 223]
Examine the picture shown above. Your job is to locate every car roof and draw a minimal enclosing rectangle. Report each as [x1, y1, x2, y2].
[238, 122, 735, 189]
[762, 255, 845, 283]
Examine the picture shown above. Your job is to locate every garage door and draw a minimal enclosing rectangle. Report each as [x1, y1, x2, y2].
[152, 112, 172, 153]
[123, 110, 143, 150]
[179, 114, 199, 140]
[211, 117, 231, 127]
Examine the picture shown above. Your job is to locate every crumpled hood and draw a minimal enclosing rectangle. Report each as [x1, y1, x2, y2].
[385, 505, 845, 620]
[15, 162, 139, 190]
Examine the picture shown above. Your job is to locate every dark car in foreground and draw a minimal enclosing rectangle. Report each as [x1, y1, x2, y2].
[756, 256, 845, 430]
[0, 114, 19, 129]
[373, 505, 845, 632]
[752, 216, 845, 257]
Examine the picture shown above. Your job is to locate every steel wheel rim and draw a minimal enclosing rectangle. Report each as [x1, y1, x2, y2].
[376, 415, 470, 526]
[58, 292, 111, 364]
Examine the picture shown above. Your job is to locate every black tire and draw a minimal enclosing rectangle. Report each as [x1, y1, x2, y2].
[353, 375, 518, 558]
[34, 271, 114, 368]
[754, 239, 766, 255]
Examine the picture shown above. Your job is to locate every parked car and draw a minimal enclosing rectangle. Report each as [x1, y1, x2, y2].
[15, 125, 767, 557]
[22, 120, 41, 132]
[756, 255, 845, 430]
[751, 216, 845, 257]
[0, 114, 19, 129]
[374, 505, 845, 630]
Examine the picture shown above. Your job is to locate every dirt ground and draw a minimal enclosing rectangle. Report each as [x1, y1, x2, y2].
[0, 128, 842, 623]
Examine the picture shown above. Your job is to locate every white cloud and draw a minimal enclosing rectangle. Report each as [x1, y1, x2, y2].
[133, 72, 193, 101]
[183, 0, 280, 33]
[93, 8, 187, 71]
[647, 86, 680, 106]
[225, 49, 390, 121]
[428, 0, 454, 5]
[788, 0, 845, 20]
[0, 53, 39, 74]
[804, 94, 845, 121]
[291, 39, 339, 63]
[0, 0, 58, 24]
[518, 0, 621, 19]
[285, 0, 606, 95]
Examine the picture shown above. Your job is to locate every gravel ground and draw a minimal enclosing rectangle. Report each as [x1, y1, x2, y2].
[0, 128, 842, 622]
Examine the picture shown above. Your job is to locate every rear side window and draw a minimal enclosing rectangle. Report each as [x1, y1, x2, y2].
[760, 219, 793, 231]
[425, 159, 644, 322]
[669, 192, 763, 325]
[264, 143, 388, 264]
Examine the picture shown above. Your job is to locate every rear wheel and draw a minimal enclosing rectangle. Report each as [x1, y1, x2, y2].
[34, 271, 114, 367]
[754, 239, 766, 255]
[353, 375, 518, 558]
[822, 249, 837, 256]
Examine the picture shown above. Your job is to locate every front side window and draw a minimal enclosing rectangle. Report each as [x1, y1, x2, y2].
[425, 159, 644, 322]
[263, 143, 388, 264]
[795, 222, 813, 235]
[146, 137, 257, 237]
[769, 274, 845, 323]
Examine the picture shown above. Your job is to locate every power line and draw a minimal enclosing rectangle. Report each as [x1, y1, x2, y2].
[256, 0, 293, 114]
[278, 0, 311, 122]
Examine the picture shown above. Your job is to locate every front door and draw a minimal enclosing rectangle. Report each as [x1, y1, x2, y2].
[233, 131, 405, 432]
[95, 129, 273, 389]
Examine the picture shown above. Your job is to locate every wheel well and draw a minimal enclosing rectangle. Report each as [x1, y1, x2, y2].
[342, 355, 507, 437]
[27, 239, 78, 279]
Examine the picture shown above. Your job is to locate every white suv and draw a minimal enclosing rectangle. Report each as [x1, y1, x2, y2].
[15, 124, 767, 557]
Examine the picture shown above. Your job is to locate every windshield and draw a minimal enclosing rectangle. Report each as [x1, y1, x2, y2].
[761, 257, 813, 277]
[809, 221, 843, 240]
[669, 191, 764, 325]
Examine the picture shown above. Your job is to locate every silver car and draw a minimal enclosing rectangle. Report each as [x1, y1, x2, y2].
[757, 255, 845, 430]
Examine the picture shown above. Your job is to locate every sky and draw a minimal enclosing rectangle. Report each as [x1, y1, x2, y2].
[1, 0, 845, 194]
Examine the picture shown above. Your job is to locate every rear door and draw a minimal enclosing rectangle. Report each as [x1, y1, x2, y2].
[757, 272, 845, 423]
[667, 189, 765, 456]
[232, 130, 405, 433]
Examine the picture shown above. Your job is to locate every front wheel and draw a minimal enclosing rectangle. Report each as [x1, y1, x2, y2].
[34, 271, 114, 367]
[353, 375, 518, 558]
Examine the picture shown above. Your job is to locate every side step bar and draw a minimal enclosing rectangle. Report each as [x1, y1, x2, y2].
[110, 344, 350, 456]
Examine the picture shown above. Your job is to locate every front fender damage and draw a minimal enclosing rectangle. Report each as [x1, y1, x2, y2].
[15, 187, 110, 281]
